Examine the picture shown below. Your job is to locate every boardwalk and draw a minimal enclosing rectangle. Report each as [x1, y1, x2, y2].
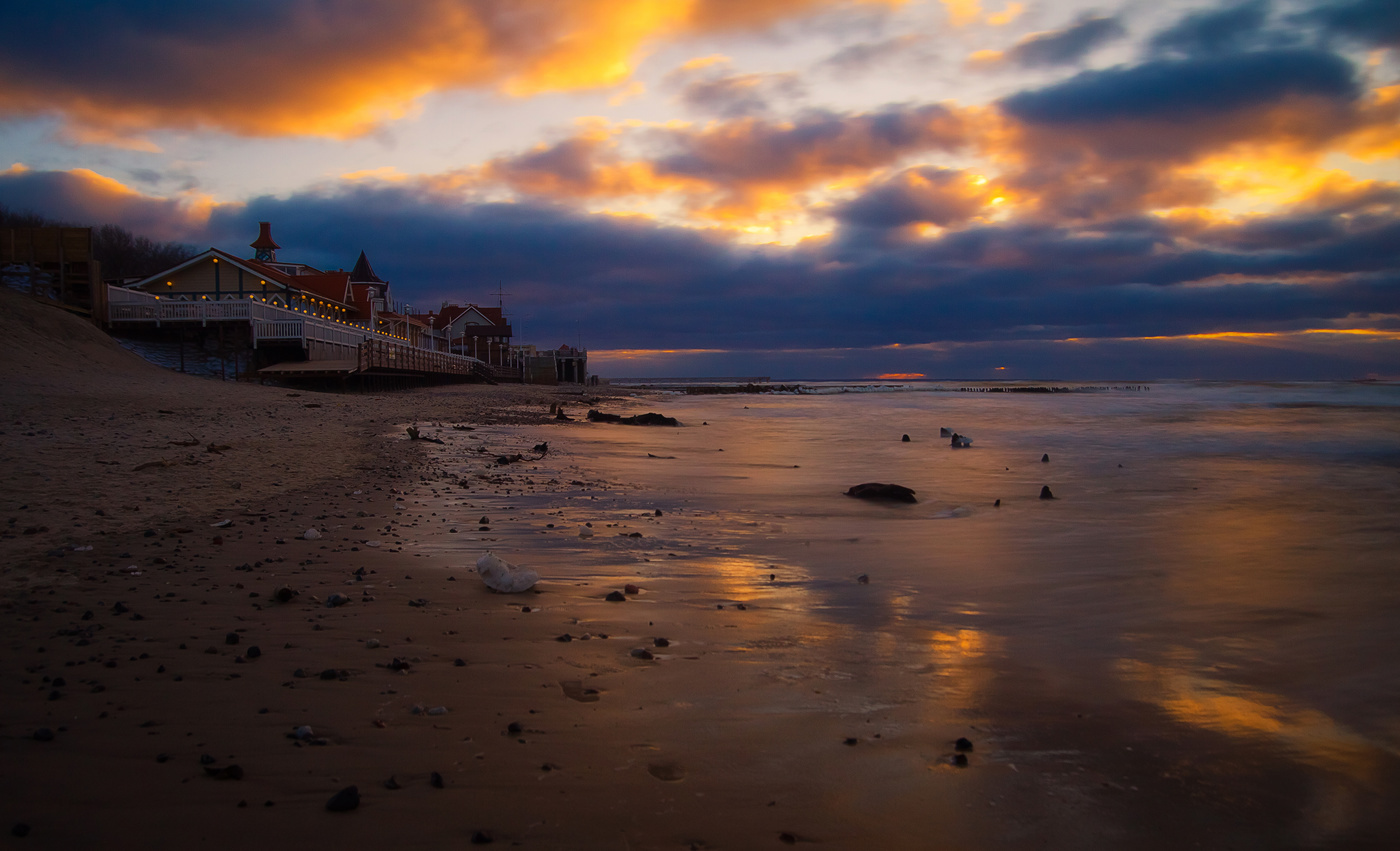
[106, 285, 497, 383]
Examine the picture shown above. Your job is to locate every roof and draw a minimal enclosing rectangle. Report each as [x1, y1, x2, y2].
[348, 251, 385, 284]
[291, 271, 351, 305]
[250, 222, 281, 250]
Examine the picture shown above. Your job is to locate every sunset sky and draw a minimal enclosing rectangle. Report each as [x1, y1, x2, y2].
[1, 0, 1397, 379]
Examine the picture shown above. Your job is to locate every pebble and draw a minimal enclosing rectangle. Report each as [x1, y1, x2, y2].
[245, 646, 261, 659]
[653, 637, 670, 648]
[624, 584, 640, 595]
[325, 786, 360, 812]
[630, 648, 655, 660]
[605, 591, 626, 602]
[326, 593, 350, 608]
[506, 722, 522, 735]
[366, 639, 381, 649]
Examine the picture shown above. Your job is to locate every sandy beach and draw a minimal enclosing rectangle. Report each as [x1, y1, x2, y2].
[4, 289, 1400, 850]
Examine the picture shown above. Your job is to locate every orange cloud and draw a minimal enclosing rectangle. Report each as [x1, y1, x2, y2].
[0, 0, 903, 141]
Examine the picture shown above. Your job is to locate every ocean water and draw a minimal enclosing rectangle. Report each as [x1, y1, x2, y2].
[430, 380, 1400, 843]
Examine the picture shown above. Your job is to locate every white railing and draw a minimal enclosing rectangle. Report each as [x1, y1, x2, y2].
[106, 285, 499, 379]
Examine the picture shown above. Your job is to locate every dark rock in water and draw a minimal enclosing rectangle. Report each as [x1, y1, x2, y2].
[856, 574, 869, 584]
[624, 584, 640, 595]
[506, 722, 523, 735]
[200, 754, 216, 765]
[940, 427, 953, 437]
[653, 637, 670, 648]
[1042, 453, 1050, 463]
[454, 658, 467, 667]
[12, 824, 31, 838]
[587, 410, 680, 426]
[319, 668, 342, 680]
[479, 516, 489, 525]
[32, 728, 54, 742]
[430, 771, 445, 789]
[630, 648, 655, 660]
[844, 737, 858, 746]
[325, 785, 360, 812]
[955, 737, 974, 751]
[384, 776, 402, 790]
[204, 764, 244, 780]
[952, 753, 969, 767]
[555, 633, 573, 642]
[274, 586, 297, 603]
[112, 602, 129, 615]
[901, 434, 910, 442]
[470, 831, 493, 845]
[1039, 486, 1055, 500]
[554, 410, 572, 421]
[605, 590, 626, 602]
[993, 499, 1001, 507]
[532, 442, 549, 454]
[245, 646, 261, 659]
[845, 483, 917, 503]
[654, 509, 663, 516]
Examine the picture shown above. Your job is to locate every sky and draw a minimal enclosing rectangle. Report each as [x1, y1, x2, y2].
[1, 0, 1398, 380]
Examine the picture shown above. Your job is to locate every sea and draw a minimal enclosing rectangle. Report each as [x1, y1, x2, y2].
[426, 379, 1400, 843]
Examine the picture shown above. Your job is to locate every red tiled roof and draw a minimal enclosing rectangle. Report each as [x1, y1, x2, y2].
[294, 272, 351, 305]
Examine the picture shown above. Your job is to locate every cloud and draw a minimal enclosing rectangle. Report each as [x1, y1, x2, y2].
[996, 14, 1127, 69]
[833, 166, 996, 230]
[1001, 49, 1358, 130]
[664, 58, 806, 118]
[0, 164, 217, 241]
[1303, 0, 1400, 48]
[1148, 1, 1274, 57]
[815, 34, 934, 73]
[0, 0, 902, 141]
[6, 164, 1397, 378]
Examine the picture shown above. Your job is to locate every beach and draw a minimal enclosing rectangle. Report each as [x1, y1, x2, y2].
[4, 290, 1400, 850]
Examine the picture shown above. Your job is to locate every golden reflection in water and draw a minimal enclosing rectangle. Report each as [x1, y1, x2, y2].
[923, 627, 997, 710]
[1117, 655, 1389, 777]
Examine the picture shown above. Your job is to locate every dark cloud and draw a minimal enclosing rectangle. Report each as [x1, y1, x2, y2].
[1003, 14, 1126, 68]
[0, 166, 207, 242]
[833, 167, 990, 230]
[1001, 49, 1357, 128]
[1148, 1, 1274, 57]
[1303, 0, 1400, 48]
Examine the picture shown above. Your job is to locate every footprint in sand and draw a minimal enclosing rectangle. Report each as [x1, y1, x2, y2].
[559, 680, 601, 702]
[647, 762, 686, 782]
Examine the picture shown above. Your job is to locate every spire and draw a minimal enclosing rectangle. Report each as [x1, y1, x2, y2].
[250, 221, 280, 261]
[348, 250, 385, 284]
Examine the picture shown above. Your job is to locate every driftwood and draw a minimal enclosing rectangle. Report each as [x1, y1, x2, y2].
[406, 426, 445, 444]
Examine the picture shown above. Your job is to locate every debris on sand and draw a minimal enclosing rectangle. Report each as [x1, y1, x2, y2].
[476, 552, 539, 593]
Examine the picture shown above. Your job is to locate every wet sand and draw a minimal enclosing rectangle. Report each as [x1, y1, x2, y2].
[3, 290, 1399, 849]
